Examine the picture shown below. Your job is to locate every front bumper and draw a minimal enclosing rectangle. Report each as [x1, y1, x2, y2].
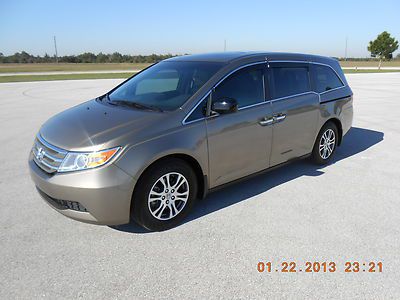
[29, 153, 135, 225]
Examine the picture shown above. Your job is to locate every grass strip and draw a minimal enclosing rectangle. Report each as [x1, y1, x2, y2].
[0, 69, 399, 83]
[343, 69, 400, 73]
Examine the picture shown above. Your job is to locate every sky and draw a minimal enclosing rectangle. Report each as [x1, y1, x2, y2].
[0, 0, 399, 58]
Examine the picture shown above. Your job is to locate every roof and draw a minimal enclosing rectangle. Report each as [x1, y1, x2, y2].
[165, 51, 338, 65]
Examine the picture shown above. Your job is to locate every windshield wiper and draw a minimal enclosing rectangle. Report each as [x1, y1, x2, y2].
[110, 100, 163, 112]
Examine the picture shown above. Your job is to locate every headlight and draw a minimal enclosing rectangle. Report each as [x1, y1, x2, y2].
[58, 147, 121, 172]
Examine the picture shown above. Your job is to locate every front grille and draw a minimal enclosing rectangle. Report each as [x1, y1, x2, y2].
[37, 188, 88, 212]
[32, 135, 67, 174]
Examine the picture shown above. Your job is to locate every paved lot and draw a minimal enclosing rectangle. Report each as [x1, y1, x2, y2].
[0, 70, 141, 76]
[0, 73, 399, 299]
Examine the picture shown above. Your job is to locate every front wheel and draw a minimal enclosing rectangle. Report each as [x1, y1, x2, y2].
[131, 158, 198, 231]
[311, 122, 338, 165]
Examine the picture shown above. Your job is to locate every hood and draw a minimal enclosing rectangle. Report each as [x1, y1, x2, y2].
[40, 99, 166, 151]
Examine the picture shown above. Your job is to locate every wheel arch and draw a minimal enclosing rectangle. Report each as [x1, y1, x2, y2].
[132, 153, 207, 204]
[323, 118, 343, 146]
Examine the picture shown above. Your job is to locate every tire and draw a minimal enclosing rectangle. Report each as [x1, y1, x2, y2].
[131, 158, 198, 231]
[311, 122, 338, 165]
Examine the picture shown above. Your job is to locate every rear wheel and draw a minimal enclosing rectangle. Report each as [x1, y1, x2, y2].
[311, 122, 338, 165]
[131, 158, 198, 231]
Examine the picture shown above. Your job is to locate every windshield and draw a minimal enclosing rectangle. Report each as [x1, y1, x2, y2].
[108, 61, 223, 111]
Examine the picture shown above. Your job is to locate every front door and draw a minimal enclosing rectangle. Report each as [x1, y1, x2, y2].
[206, 64, 274, 187]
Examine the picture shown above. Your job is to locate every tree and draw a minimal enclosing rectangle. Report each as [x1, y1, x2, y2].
[43, 53, 52, 63]
[59, 55, 78, 63]
[110, 52, 123, 63]
[0, 51, 177, 64]
[77, 52, 96, 63]
[96, 52, 109, 63]
[368, 31, 399, 68]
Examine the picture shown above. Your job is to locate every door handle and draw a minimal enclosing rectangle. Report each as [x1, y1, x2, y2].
[259, 117, 274, 126]
[259, 114, 286, 126]
[274, 114, 286, 122]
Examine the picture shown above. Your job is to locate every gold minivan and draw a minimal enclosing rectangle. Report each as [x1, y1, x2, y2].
[29, 52, 353, 231]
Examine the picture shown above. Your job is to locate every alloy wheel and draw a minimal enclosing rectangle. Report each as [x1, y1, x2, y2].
[148, 172, 189, 220]
[319, 129, 336, 159]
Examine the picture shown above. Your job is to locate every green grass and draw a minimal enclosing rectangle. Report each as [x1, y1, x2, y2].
[0, 72, 137, 83]
[1, 61, 400, 73]
[343, 69, 400, 73]
[0, 68, 399, 83]
[0, 63, 150, 73]
[340, 60, 400, 68]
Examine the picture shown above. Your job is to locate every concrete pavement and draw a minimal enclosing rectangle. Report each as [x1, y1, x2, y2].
[0, 70, 140, 76]
[0, 73, 399, 299]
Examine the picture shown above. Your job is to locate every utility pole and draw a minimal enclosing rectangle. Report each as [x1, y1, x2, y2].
[224, 39, 226, 52]
[345, 36, 348, 61]
[53, 36, 58, 63]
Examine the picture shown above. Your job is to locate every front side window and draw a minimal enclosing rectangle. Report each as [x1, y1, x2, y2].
[108, 61, 223, 111]
[313, 65, 344, 93]
[271, 66, 310, 99]
[213, 65, 265, 108]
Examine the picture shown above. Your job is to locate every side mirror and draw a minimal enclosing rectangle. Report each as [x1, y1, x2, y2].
[211, 98, 238, 114]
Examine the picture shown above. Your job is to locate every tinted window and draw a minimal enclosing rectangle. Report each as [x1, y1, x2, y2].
[271, 67, 310, 98]
[108, 61, 223, 111]
[314, 65, 343, 93]
[136, 69, 179, 95]
[185, 96, 208, 123]
[213, 66, 264, 108]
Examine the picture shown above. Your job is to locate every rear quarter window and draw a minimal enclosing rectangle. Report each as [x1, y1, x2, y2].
[313, 65, 344, 93]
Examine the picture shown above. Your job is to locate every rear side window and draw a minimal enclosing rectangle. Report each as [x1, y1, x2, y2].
[271, 67, 310, 98]
[213, 65, 265, 108]
[313, 65, 343, 93]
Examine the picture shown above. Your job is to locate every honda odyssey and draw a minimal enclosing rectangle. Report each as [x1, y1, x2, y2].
[29, 52, 353, 231]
